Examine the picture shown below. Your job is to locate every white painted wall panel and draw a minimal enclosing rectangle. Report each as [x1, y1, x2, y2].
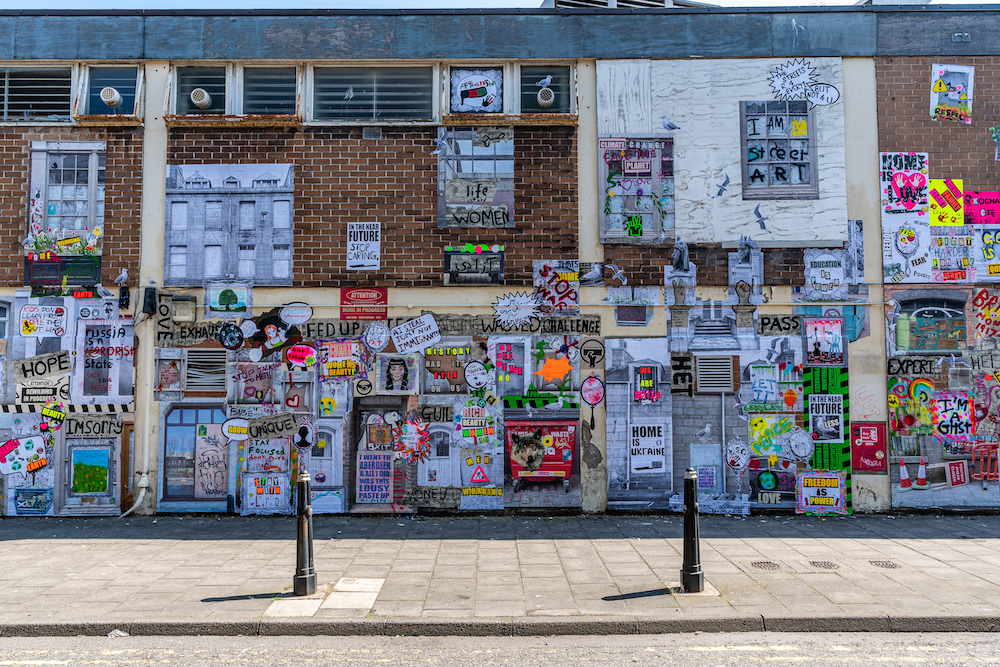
[597, 59, 651, 135]
[649, 58, 848, 245]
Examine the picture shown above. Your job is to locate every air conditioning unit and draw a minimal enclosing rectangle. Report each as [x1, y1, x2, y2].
[99, 87, 123, 109]
[537, 86, 555, 108]
[190, 87, 212, 109]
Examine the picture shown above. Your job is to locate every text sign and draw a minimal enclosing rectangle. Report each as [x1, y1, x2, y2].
[795, 470, 847, 515]
[341, 288, 387, 322]
[965, 191, 1000, 225]
[346, 221, 381, 271]
[444, 250, 505, 285]
[356, 452, 393, 503]
[12, 350, 71, 384]
[390, 314, 441, 354]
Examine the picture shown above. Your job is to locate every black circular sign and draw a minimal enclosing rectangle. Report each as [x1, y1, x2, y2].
[217, 323, 244, 350]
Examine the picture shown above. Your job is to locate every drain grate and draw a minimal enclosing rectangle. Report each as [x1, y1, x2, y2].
[870, 560, 901, 569]
[750, 560, 781, 570]
[809, 560, 839, 570]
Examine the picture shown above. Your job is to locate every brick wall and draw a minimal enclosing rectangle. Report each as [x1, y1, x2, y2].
[0, 127, 142, 287]
[878, 56, 999, 185]
[604, 243, 805, 287]
[167, 126, 578, 288]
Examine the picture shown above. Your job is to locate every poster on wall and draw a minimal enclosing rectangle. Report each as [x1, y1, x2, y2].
[505, 420, 579, 508]
[71, 319, 135, 404]
[533, 260, 580, 317]
[193, 424, 228, 500]
[803, 317, 845, 366]
[930, 63, 974, 124]
[929, 179, 964, 227]
[931, 391, 975, 455]
[850, 422, 887, 473]
[346, 221, 381, 271]
[882, 217, 932, 284]
[316, 338, 366, 382]
[356, 451, 393, 503]
[205, 283, 251, 320]
[809, 394, 844, 443]
[374, 353, 421, 395]
[450, 68, 503, 113]
[880, 152, 929, 217]
[19, 304, 67, 337]
[240, 471, 291, 515]
[795, 469, 847, 515]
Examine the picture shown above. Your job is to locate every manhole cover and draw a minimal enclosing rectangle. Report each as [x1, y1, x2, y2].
[809, 560, 839, 570]
[750, 560, 781, 570]
[869, 560, 901, 569]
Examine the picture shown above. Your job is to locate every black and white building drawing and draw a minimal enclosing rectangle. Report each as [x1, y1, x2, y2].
[164, 164, 294, 286]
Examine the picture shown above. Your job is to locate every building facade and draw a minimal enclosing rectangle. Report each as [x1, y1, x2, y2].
[0, 7, 996, 518]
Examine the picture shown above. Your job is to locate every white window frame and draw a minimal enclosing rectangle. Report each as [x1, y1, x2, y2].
[444, 61, 577, 119]
[166, 62, 303, 119]
[739, 100, 819, 200]
[73, 63, 144, 121]
[0, 62, 78, 125]
[305, 61, 441, 125]
[29, 140, 106, 235]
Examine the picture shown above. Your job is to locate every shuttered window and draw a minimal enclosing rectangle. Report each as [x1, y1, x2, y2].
[520, 66, 572, 114]
[243, 67, 296, 115]
[184, 350, 228, 394]
[0, 68, 72, 121]
[313, 67, 433, 121]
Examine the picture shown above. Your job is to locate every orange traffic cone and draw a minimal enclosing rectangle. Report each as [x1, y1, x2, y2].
[913, 457, 929, 489]
[898, 457, 912, 492]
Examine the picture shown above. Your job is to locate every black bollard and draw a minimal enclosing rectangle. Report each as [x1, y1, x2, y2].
[293, 469, 317, 596]
[680, 467, 704, 593]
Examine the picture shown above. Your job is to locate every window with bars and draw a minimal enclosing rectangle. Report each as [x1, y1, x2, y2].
[243, 67, 296, 115]
[29, 142, 106, 237]
[0, 68, 72, 121]
[740, 101, 818, 200]
[176, 67, 226, 115]
[313, 66, 433, 121]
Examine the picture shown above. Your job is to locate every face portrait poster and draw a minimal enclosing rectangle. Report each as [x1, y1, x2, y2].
[374, 353, 421, 395]
[931, 63, 974, 124]
[809, 394, 844, 444]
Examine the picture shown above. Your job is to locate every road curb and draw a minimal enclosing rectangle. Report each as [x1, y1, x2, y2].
[2, 615, 998, 637]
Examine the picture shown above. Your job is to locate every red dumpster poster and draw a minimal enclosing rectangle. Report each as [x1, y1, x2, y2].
[850, 422, 887, 473]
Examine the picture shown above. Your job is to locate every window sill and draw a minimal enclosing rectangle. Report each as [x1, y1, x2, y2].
[741, 190, 820, 201]
[164, 114, 303, 128]
[73, 114, 143, 127]
[443, 113, 578, 126]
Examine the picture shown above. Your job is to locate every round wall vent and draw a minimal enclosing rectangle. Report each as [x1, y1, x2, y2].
[190, 87, 212, 109]
[100, 87, 123, 109]
[537, 86, 555, 108]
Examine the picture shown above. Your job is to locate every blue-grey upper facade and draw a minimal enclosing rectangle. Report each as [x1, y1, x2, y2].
[1, 7, 999, 61]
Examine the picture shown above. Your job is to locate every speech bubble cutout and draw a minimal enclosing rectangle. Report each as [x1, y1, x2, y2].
[363, 322, 390, 352]
[285, 344, 318, 368]
[247, 346, 263, 362]
[806, 83, 840, 109]
[240, 319, 259, 338]
[280, 302, 313, 326]
[0, 436, 46, 475]
[222, 418, 249, 442]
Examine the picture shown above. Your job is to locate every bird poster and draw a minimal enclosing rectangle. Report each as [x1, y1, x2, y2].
[930, 63, 974, 124]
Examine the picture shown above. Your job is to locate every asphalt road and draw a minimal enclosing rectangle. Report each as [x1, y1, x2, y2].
[1, 633, 999, 666]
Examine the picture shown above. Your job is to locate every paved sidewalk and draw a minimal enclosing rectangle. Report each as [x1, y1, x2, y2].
[0, 514, 997, 636]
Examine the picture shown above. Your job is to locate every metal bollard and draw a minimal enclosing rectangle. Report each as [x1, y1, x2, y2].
[680, 467, 704, 593]
[293, 469, 317, 596]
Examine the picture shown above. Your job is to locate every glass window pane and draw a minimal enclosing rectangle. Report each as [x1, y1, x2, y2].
[176, 67, 226, 115]
[313, 67, 433, 120]
[769, 163, 791, 185]
[520, 65, 572, 114]
[242, 67, 296, 115]
[204, 245, 223, 277]
[767, 114, 789, 138]
[87, 67, 138, 114]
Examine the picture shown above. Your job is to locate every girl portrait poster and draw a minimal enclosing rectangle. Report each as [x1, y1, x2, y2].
[374, 353, 421, 395]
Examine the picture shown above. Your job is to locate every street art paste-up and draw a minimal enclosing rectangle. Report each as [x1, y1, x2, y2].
[443, 244, 504, 285]
[531, 335, 580, 393]
[390, 314, 441, 355]
[450, 68, 503, 113]
[931, 391, 975, 455]
[882, 217, 932, 284]
[71, 319, 134, 405]
[489, 336, 532, 397]
[437, 125, 513, 228]
[768, 59, 841, 108]
[505, 420, 579, 507]
[422, 337, 474, 394]
[597, 136, 674, 242]
[242, 308, 302, 361]
[931, 226, 976, 283]
[607, 286, 660, 327]
[533, 260, 580, 317]
[374, 353, 421, 395]
[205, 283, 251, 320]
[492, 292, 540, 329]
[795, 469, 847, 515]
[229, 361, 280, 405]
[803, 248, 848, 301]
[809, 394, 844, 443]
[164, 163, 294, 286]
[880, 152, 929, 217]
[316, 338, 366, 382]
[346, 221, 381, 271]
[930, 63, 974, 124]
[929, 178, 964, 227]
[803, 317, 845, 366]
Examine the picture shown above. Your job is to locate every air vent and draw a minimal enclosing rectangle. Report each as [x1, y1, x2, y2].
[695, 356, 737, 393]
[184, 349, 228, 394]
[190, 88, 212, 109]
[99, 87, 122, 109]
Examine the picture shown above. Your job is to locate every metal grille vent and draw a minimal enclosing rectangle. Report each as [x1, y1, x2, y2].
[750, 561, 781, 571]
[810, 560, 840, 570]
[313, 67, 433, 121]
[243, 67, 296, 115]
[870, 560, 901, 569]
[696, 356, 735, 393]
[184, 350, 228, 393]
[1, 68, 72, 121]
